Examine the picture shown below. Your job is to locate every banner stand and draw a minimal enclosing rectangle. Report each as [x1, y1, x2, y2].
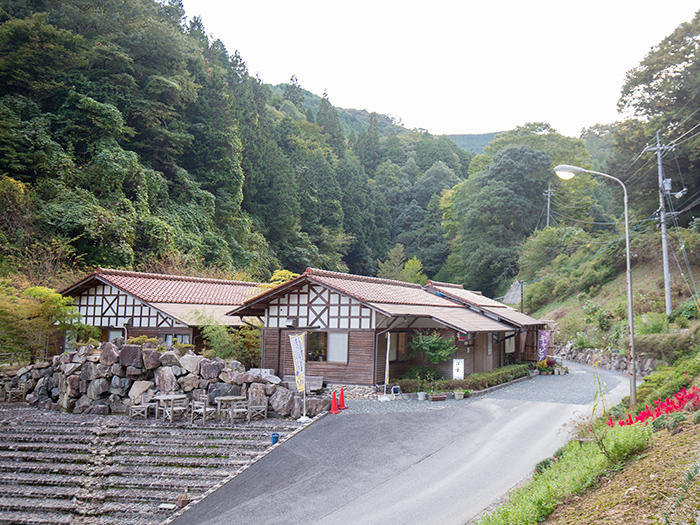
[289, 332, 311, 423]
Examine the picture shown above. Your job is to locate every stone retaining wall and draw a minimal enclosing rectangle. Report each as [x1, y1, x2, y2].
[0, 341, 330, 419]
[555, 342, 662, 378]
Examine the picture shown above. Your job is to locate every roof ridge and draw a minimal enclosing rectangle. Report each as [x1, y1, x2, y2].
[305, 267, 424, 289]
[97, 268, 261, 286]
[426, 280, 464, 289]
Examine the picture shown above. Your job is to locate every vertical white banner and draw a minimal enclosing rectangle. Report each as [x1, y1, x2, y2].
[289, 333, 306, 393]
[453, 359, 464, 380]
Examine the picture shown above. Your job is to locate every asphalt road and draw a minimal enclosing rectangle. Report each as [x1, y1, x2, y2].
[170, 362, 631, 525]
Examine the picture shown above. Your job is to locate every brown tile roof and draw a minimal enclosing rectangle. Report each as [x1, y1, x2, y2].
[427, 281, 511, 309]
[62, 268, 262, 305]
[305, 268, 458, 307]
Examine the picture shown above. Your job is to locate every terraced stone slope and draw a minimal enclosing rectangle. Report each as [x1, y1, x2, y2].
[0, 405, 306, 524]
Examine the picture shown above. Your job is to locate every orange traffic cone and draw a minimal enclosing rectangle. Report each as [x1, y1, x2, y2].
[338, 387, 347, 410]
[330, 390, 340, 414]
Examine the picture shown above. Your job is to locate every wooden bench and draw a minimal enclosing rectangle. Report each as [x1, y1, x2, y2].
[283, 375, 324, 393]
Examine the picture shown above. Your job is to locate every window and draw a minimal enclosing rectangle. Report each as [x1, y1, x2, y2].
[382, 332, 408, 362]
[307, 332, 348, 363]
[164, 334, 190, 345]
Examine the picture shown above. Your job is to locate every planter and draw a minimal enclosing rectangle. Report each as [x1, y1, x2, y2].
[417, 392, 427, 401]
[453, 391, 464, 400]
[428, 393, 447, 402]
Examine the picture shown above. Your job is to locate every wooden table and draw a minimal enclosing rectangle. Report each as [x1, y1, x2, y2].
[153, 393, 188, 421]
[215, 395, 246, 422]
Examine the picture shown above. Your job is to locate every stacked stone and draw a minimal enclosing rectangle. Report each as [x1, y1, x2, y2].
[556, 342, 660, 377]
[324, 384, 377, 400]
[1, 342, 330, 418]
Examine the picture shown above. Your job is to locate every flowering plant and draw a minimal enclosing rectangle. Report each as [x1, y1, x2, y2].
[606, 385, 700, 427]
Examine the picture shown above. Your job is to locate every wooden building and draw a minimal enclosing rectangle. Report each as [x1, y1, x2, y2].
[60, 269, 262, 352]
[228, 268, 545, 386]
[424, 281, 547, 364]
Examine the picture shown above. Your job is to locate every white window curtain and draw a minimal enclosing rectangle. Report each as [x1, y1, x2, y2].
[327, 332, 349, 363]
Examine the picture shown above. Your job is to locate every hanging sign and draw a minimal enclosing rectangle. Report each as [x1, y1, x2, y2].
[289, 333, 306, 393]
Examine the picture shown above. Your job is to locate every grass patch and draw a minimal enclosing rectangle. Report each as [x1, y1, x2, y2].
[476, 424, 653, 525]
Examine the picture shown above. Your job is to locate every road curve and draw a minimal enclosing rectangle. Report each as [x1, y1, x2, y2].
[170, 361, 630, 525]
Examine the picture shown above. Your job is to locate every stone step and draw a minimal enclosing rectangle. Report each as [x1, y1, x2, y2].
[0, 472, 90, 487]
[0, 510, 75, 525]
[0, 496, 78, 514]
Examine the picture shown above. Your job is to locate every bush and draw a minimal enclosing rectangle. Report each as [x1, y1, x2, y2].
[603, 424, 652, 466]
[670, 299, 700, 322]
[401, 365, 440, 381]
[408, 330, 457, 364]
[395, 364, 529, 393]
[635, 312, 669, 335]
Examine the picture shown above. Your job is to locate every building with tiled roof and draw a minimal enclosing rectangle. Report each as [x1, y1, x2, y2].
[60, 269, 262, 351]
[229, 268, 547, 386]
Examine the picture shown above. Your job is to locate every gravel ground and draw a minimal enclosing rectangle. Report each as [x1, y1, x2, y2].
[340, 360, 629, 415]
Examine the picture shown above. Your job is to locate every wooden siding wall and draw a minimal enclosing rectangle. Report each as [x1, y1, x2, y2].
[263, 329, 376, 385]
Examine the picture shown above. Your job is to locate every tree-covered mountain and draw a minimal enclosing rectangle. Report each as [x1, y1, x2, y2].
[1, 0, 699, 306]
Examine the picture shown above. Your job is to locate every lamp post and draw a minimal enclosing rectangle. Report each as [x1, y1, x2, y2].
[554, 164, 637, 410]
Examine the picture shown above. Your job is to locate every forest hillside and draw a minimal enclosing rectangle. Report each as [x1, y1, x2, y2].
[0, 1, 699, 320]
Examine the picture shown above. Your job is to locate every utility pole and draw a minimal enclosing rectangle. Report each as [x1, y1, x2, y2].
[544, 183, 554, 227]
[645, 131, 674, 316]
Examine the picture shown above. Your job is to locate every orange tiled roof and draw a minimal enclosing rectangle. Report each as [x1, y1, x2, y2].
[304, 268, 459, 307]
[63, 268, 262, 305]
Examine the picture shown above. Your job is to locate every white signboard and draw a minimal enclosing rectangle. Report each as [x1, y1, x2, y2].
[453, 358, 464, 380]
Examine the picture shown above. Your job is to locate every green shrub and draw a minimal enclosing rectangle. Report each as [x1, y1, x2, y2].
[635, 312, 669, 335]
[408, 330, 457, 364]
[395, 364, 529, 393]
[401, 365, 440, 381]
[603, 424, 652, 466]
[670, 299, 700, 322]
[692, 410, 700, 425]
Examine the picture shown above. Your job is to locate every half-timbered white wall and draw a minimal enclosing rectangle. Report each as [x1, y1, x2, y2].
[74, 283, 187, 329]
[266, 284, 374, 330]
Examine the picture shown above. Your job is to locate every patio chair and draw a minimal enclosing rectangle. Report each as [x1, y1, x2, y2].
[228, 398, 248, 423]
[163, 396, 189, 423]
[5, 382, 26, 403]
[190, 391, 216, 425]
[129, 393, 156, 419]
[247, 397, 268, 422]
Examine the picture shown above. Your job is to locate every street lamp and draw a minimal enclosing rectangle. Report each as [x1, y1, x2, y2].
[554, 164, 637, 410]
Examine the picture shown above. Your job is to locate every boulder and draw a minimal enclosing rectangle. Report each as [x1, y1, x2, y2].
[109, 376, 132, 397]
[66, 375, 81, 398]
[269, 387, 294, 416]
[264, 384, 276, 396]
[208, 382, 241, 402]
[290, 395, 303, 420]
[179, 353, 201, 375]
[178, 373, 200, 393]
[171, 365, 186, 377]
[239, 373, 256, 384]
[200, 358, 224, 380]
[306, 396, 331, 417]
[125, 366, 143, 378]
[58, 393, 76, 411]
[154, 367, 177, 393]
[119, 344, 143, 368]
[263, 374, 282, 385]
[87, 377, 110, 400]
[111, 363, 124, 377]
[80, 362, 110, 382]
[227, 360, 246, 373]
[142, 348, 161, 370]
[249, 383, 267, 407]
[60, 352, 74, 365]
[159, 351, 181, 367]
[100, 342, 119, 366]
[60, 363, 81, 376]
[128, 380, 154, 402]
[219, 369, 238, 384]
[73, 395, 91, 414]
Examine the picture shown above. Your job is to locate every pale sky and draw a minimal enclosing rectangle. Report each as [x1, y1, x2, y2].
[180, 1, 698, 138]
